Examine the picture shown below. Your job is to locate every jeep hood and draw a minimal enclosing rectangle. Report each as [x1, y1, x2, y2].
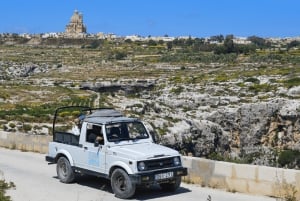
[109, 143, 179, 160]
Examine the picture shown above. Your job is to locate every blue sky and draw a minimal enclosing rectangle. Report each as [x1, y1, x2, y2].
[0, 0, 299, 38]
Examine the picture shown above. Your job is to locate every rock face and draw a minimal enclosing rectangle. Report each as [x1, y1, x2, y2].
[162, 99, 300, 166]
[80, 80, 155, 94]
[107, 80, 300, 167]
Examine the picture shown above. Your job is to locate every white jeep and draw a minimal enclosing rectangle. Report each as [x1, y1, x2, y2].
[46, 106, 187, 199]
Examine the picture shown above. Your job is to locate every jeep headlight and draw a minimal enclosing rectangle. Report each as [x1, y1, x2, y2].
[173, 157, 181, 166]
[137, 161, 146, 171]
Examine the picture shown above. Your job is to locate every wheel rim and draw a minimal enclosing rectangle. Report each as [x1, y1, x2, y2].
[59, 161, 67, 178]
[115, 175, 127, 192]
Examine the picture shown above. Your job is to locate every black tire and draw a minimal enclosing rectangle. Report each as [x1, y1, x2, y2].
[160, 176, 181, 192]
[56, 157, 75, 183]
[111, 168, 136, 199]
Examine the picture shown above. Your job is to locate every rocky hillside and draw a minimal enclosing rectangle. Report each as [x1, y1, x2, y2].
[93, 75, 300, 168]
[0, 43, 300, 169]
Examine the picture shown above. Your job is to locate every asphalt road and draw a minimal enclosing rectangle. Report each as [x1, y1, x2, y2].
[0, 147, 276, 201]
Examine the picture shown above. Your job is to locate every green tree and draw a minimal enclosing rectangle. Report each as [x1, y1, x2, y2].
[186, 36, 194, 46]
[148, 39, 157, 46]
[224, 34, 235, 53]
[167, 41, 173, 51]
[287, 40, 300, 50]
[89, 40, 100, 49]
[278, 150, 300, 168]
[210, 35, 224, 43]
[173, 38, 185, 46]
[158, 40, 164, 45]
[124, 39, 132, 43]
[247, 35, 271, 49]
[115, 51, 127, 60]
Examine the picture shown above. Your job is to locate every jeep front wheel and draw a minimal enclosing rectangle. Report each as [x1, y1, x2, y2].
[160, 176, 181, 191]
[111, 168, 136, 199]
[56, 157, 75, 183]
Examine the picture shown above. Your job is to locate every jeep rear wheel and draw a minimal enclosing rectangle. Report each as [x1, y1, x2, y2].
[160, 176, 181, 191]
[111, 168, 136, 199]
[56, 157, 75, 183]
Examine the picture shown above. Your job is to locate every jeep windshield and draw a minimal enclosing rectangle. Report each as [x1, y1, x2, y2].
[105, 121, 149, 142]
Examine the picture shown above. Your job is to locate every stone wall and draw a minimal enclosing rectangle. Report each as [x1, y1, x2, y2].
[1, 131, 300, 199]
[0, 131, 51, 154]
[182, 156, 300, 199]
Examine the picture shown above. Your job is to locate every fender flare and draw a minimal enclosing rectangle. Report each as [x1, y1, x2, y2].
[109, 161, 134, 176]
[55, 150, 74, 166]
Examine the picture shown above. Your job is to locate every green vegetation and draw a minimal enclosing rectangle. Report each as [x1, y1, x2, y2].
[22, 124, 32, 132]
[278, 150, 300, 168]
[283, 77, 300, 88]
[170, 86, 184, 95]
[248, 83, 277, 94]
[244, 77, 260, 84]
[209, 149, 300, 169]
[213, 73, 233, 82]
[0, 177, 15, 201]
[0, 84, 96, 123]
[208, 152, 260, 164]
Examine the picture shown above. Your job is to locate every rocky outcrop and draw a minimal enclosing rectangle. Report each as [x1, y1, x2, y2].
[80, 79, 155, 94]
[109, 83, 300, 167]
[0, 61, 55, 79]
[159, 98, 300, 166]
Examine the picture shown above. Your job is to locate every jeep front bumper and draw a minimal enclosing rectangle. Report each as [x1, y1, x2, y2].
[130, 167, 188, 185]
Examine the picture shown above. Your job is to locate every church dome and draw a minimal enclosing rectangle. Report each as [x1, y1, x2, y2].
[70, 10, 81, 23]
[65, 10, 87, 35]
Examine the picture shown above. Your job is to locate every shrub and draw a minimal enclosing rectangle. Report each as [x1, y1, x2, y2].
[59, 111, 71, 117]
[278, 150, 300, 168]
[244, 77, 260, 84]
[0, 177, 15, 201]
[214, 73, 230, 82]
[170, 86, 184, 95]
[284, 77, 300, 88]
[23, 124, 32, 132]
[115, 51, 127, 60]
[208, 152, 225, 161]
[0, 92, 10, 100]
[8, 123, 15, 129]
[3, 125, 8, 131]
[248, 83, 276, 94]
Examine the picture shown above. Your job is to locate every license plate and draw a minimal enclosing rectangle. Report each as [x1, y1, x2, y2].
[155, 172, 174, 180]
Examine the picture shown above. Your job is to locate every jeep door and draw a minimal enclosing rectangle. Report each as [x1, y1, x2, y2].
[82, 124, 106, 173]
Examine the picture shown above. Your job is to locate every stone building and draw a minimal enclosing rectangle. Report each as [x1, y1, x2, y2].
[65, 10, 87, 37]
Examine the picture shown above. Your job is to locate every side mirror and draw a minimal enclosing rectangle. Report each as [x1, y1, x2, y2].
[94, 141, 100, 147]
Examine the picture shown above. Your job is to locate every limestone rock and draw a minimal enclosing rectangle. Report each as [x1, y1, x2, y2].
[288, 86, 300, 96]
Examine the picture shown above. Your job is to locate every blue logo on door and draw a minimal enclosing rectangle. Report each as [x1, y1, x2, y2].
[88, 152, 99, 167]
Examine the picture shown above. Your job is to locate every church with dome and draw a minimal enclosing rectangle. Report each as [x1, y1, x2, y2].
[65, 10, 87, 37]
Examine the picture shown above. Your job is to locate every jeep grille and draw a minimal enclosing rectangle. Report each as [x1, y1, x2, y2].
[143, 157, 175, 171]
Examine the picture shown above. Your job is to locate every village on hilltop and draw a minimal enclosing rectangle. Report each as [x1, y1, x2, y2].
[0, 10, 299, 48]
